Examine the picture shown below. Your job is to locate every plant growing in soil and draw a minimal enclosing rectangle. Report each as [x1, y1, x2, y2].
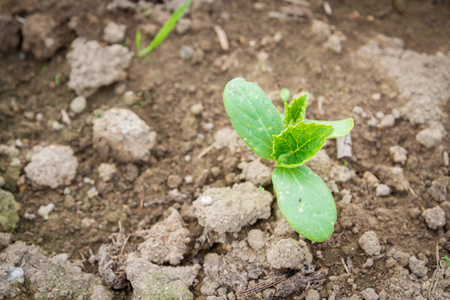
[223, 78, 354, 242]
[135, 0, 191, 59]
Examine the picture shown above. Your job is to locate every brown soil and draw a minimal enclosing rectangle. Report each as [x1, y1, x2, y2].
[1, 0, 449, 299]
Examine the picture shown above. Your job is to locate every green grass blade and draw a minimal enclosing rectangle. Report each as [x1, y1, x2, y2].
[135, 29, 142, 57]
[272, 165, 337, 242]
[140, 0, 192, 57]
[304, 118, 354, 139]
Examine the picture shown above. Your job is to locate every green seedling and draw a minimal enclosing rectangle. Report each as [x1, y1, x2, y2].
[280, 88, 290, 104]
[441, 255, 450, 269]
[54, 75, 61, 85]
[223, 78, 354, 242]
[136, 0, 191, 59]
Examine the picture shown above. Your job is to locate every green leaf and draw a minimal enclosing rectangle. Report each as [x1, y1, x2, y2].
[223, 78, 284, 160]
[272, 165, 337, 242]
[280, 88, 290, 104]
[284, 93, 308, 127]
[139, 0, 192, 57]
[135, 29, 142, 55]
[304, 118, 354, 139]
[272, 121, 333, 167]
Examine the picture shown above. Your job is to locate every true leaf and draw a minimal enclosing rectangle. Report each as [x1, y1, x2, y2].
[304, 118, 354, 139]
[223, 78, 284, 160]
[272, 165, 337, 242]
[284, 93, 308, 127]
[272, 121, 333, 167]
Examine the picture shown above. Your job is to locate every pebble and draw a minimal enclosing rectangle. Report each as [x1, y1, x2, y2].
[83, 177, 95, 185]
[98, 163, 117, 182]
[24, 213, 36, 220]
[444, 151, 449, 166]
[361, 288, 379, 300]
[63, 187, 71, 195]
[24, 111, 35, 120]
[247, 229, 265, 250]
[61, 109, 71, 125]
[184, 175, 193, 184]
[175, 18, 191, 35]
[376, 184, 390, 197]
[35, 112, 43, 121]
[184, 155, 191, 162]
[389, 146, 408, 165]
[15, 139, 23, 148]
[324, 34, 342, 53]
[371, 93, 381, 101]
[180, 45, 194, 60]
[10, 158, 21, 167]
[167, 174, 182, 189]
[51, 120, 64, 131]
[408, 256, 428, 277]
[422, 206, 446, 230]
[38, 203, 55, 220]
[103, 22, 126, 44]
[379, 114, 395, 128]
[368, 118, 378, 127]
[416, 126, 443, 148]
[359, 231, 381, 256]
[190, 103, 203, 115]
[87, 187, 98, 198]
[375, 111, 385, 119]
[305, 289, 320, 300]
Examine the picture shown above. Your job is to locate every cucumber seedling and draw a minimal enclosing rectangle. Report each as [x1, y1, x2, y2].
[135, 0, 191, 59]
[223, 78, 354, 242]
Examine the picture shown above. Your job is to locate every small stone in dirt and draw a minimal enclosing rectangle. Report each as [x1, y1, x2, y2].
[0, 15, 20, 54]
[68, 41, 133, 97]
[107, 0, 137, 11]
[138, 208, 190, 265]
[247, 229, 265, 250]
[416, 125, 444, 148]
[92, 108, 156, 162]
[98, 163, 117, 182]
[126, 253, 197, 299]
[0, 232, 12, 249]
[330, 165, 355, 183]
[87, 187, 98, 198]
[389, 146, 408, 165]
[373, 165, 409, 192]
[379, 114, 395, 128]
[25, 145, 78, 188]
[180, 44, 194, 60]
[238, 160, 272, 186]
[193, 182, 273, 233]
[22, 14, 63, 59]
[70, 96, 87, 114]
[310, 19, 331, 41]
[37, 203, 55, 220]
[176, 18, 191, 34]
[422, 206, 446, 230]
[305, 289, 320, 300]
[408, 256, 428, 277]
[361, 288, 379, 300]
[375, 111, 385, 119]
[371, 93, 381, 101]
[323, 34, 342, 53]
[376, 184, 390, 197]
[429, 180, 447, 203]
[167, 174, 183, 189]
[51, 120, 64, 131]
[103, 22, 126, 44]
[0, 189, 20, 232]
[184, 175, 193, 184]
[359, 231, 381, 256]
[266, 238, 313, 270]
[190, 103, 203, 115]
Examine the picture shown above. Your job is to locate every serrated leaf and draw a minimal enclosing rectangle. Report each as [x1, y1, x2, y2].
[272, 121, 333, 167]
[272, 165, 337, 242]
[304, 118, 354, 139]
[223, 78, 284, 160]
[284, 93, 308, 127]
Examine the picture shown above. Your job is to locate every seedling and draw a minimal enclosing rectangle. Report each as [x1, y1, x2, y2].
[441, 255, 450, 269]
[135, 0, 191, 59]
[223, 78, 354, 242]
[280, 88, 290, 104]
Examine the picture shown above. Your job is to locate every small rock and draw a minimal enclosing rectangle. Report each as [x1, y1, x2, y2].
[429, 181, 447, 203]
[310, 19, 331, 40]
[371, 93, 381, 101]
[361, 288, 379, 300]
[389, 146, 408, 165]
[70, 96, 87, 114]
[336, 134, 352, 159]
[422, 206, 445, 230]
[37, 203, 55, 220]
[324, 34, 342, 53]
[51, 120, 64, 131]
[330, 165, 355, 183]
[167, 174, 183, 189]
[22, 14, 62, 59]
[376, 184, 390, 197]
[193, 182, 273, 233]
[24, 145, 78, 188]
[87, 187, 98, 198]
[176, 18, 191, 34]
[184, 175, 193, 184]
[190, 103, 203, 115]
[68, 41, 133, 97]
[0, 189, 20, 232]
[98, 163, 117, 182]
[408, 256, 427, 277]
[103, 22, 126, 44]
[92, 108, 156, 162]
[107, 0, 137, 11]
[266, 238, 313, 270]
[247, 229, 265, 250]
[359, 231, 381, 256]
[305, 289, 320, 300]
[375, 111, 385, 119]
[416, 126, 444, 148]
[238, 160, 272, 186]
[379, 114, 395, 128]
[180, 44, 194, 60]
[61, 109, 71, 125]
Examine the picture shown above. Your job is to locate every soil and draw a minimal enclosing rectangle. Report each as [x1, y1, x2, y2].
[0, 0, 449, 299]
